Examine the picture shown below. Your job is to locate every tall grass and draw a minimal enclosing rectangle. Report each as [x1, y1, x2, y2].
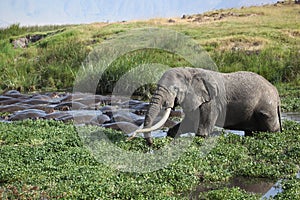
[76, 49, 192, 96]
[0, 24, 89, 92]
[0, 23, 72, 39]
[212, 46, 300, 85]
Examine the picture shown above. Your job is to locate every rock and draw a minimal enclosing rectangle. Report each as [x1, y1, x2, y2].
[0, 96, 13, 101]
[168, 19, 176, 23]
[91, 114, 111, 125]
[96, 95, 113, 105]
[121, 99, 143, 107]
[3, 90, 21, 95]
[9, 109, 47, 121]
[12, 37, 29, 48]
[31, 94, 52, 101]
[22, 99, 50, 105]
[11, 32, 56, 49]
[73, 114, 96, 124]
[60, 94, 73, 102]
[0, 104, 31, 113]
[56, 115, 74, 122]
[44, 92, 60, 99]
[0, 98, 22, 105]
[132, 102, 149, 111]
[54, 102, 87, 110]
[102, 122, 139, 134]
[73, 98, 97, 106]
[112, 111, 144, 125]
[43, 112, 70, 120]
[28, 105, 55, 113]
[99, 105, 117, 118]
[3, 91, 28, 98]
[28, 34, 45, 43]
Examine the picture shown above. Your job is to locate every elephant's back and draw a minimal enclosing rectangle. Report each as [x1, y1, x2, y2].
[223, 71, 279, 106]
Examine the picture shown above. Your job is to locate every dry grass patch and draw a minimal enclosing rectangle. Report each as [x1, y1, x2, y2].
[203, 36, 269, 53]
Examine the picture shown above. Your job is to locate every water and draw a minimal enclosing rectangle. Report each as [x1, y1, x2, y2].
[193, 176, 275, 198]
[131, 112, 300, 139]
[282, 112, 300, 123]
[262, 171, 300, 199]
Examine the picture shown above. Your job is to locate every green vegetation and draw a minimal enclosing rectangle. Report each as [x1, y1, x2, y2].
[277, 84, 300, 112]
[0, 120, 299, 199]
[0, 4, 299, 107]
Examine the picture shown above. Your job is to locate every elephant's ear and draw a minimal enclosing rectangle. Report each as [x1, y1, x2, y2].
[183, 73, 218, 111]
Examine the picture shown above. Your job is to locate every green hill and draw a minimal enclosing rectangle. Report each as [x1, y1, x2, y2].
[0, 3, 299, 93]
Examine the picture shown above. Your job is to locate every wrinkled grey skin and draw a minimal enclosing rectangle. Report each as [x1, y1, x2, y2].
[143, 67, 281, 145]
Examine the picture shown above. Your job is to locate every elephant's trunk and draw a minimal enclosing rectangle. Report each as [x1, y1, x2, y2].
[132, 86, 174, 145]
[144, 86, 169, 127]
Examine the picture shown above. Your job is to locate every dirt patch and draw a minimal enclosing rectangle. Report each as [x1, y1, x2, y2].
[148, 9, 265, 26]
[182, 11, 264, 24]
[206, 36, 268, 54]
[283, 29, 300, 38]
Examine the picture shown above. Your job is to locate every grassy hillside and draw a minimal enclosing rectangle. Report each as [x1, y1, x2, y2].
[0, 3, 299, 94]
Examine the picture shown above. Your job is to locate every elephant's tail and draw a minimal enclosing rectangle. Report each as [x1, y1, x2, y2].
[277, 105, 282, 132]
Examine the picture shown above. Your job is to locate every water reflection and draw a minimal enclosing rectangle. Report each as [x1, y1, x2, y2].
[282, 112, 300, 123]
[193, 176, 275, 198]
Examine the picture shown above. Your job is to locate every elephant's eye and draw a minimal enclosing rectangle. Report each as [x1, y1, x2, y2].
[162, 102, 168, 108]
[174, 86, 179, 92]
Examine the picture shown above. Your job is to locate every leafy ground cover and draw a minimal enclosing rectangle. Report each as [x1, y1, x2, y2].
[0, 120, 299, 199]
[277, 84, 300, 112]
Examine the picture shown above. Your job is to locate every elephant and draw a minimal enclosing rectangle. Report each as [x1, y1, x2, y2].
[134, 67, 282, 145]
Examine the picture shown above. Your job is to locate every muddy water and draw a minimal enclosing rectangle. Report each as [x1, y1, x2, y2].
[262, 172, 300, 199]
[193, 176, 275, 198]
[282, 112, 300, 123]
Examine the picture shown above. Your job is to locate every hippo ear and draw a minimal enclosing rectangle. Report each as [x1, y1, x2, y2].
[183, 73, 217, 111]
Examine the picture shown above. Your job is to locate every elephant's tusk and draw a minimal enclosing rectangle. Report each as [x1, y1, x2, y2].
[127, 108, 172, 141]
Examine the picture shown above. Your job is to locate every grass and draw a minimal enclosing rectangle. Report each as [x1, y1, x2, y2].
[0, 119, 299, 199]
[277, 84, 300, 112]
[0, 4, 299, 98]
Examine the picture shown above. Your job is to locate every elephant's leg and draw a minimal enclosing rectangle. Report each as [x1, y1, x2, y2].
[197, 101, 218, 137]
[167, 112, 198, 138]
[251, 105, 280, 133]
[167, 123, 181, 138]
[244, 130, 254, 137]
